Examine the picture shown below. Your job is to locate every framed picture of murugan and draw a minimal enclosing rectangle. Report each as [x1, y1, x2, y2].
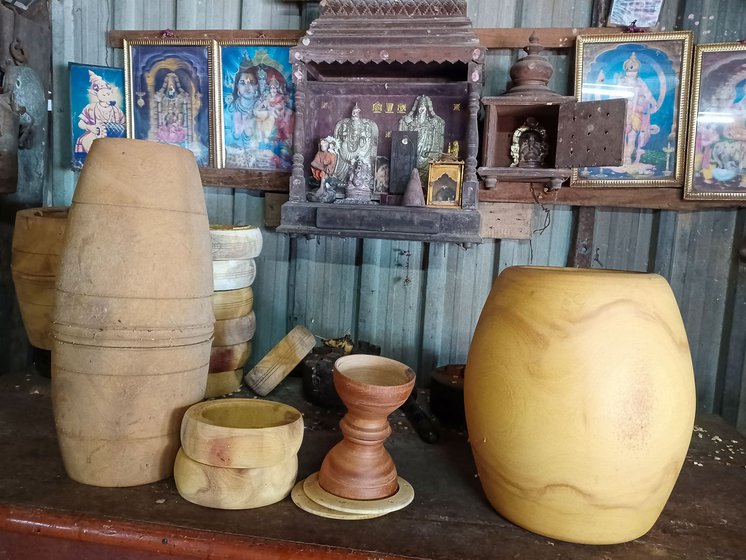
[572, 32, 693, 187]
[124, 39, 215, 167]
[215, 39, 295, 170]
[684, 43, 746, 200]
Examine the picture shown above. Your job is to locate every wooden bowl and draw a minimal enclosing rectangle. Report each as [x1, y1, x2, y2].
[174, 448, 296, 510]
[180, 399, 304, 469]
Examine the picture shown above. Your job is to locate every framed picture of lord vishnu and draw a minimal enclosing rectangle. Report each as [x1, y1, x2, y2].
[573, 32, 693, 187]
[124, 39, 215, 167]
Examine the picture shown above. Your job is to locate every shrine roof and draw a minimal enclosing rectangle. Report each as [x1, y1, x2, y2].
[291, 0, 485, 66]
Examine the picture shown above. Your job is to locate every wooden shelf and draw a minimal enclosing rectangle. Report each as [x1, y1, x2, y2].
[107, 27, 623, 50]
[478, 182, 746, 210]
[199, 168, 289, 192]
[0, 371, 744, 559]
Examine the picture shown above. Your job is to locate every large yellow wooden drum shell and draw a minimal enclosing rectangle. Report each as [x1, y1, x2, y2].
[464, 266, 696, 545]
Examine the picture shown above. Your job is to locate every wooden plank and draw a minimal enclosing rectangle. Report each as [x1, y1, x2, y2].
[478, 202, 532, 239]
[475, 26, 623, 49]
[107, 28, 303, 47]
[478, 183, 746, 210]
[199, 169, 290, 191]
[568, 206, 595, 268]
[724, 216, 746, 430]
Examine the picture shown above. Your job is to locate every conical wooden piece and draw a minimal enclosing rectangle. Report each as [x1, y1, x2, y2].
[402, 168, 425, 207]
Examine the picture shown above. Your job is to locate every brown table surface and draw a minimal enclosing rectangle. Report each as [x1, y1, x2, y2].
[0, 368, 744, 560]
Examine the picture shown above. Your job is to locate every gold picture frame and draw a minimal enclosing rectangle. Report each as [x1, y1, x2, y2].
[683, 43, 746, 200]
[124, 38, 216, 167]
[426, 161, 463, 207]
[572, 32, 693, 187]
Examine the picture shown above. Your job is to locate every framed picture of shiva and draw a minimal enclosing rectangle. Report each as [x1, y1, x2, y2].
[124, 39, 215, 167]
[216, 40, 296, 171]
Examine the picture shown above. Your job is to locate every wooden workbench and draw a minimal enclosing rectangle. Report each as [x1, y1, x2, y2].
[0, 369, 744, 559]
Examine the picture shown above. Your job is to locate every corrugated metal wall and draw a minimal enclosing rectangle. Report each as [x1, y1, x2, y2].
[48, 0, 746, 434]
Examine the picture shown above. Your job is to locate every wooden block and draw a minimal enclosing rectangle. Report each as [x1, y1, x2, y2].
[245, 326, 316, 397]
[264, 193, 288, 228]
[479, 202, 533, 240]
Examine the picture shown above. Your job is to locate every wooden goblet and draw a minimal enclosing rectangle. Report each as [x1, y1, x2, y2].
[318, 355, 416, 500]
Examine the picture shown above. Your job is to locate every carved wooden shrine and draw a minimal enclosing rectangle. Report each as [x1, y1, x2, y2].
[278, 0, 485, 245]
[478, 33, 627, 191]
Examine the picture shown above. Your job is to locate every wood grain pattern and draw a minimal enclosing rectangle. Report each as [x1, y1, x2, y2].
[244, 325, 316, 396]
[180, 399, 304, 468]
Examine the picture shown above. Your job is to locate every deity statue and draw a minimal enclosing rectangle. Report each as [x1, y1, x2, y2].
[333, 103, 378, 182]
[337, 157, 374, 204]
[307, 136, 340, 203]
[398, 95, 445, 179]
[510, 117, 549, 168]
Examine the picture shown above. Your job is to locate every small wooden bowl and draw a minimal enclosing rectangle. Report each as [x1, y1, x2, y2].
[174, 448, 296, 510]
[180, 399, 304, 469]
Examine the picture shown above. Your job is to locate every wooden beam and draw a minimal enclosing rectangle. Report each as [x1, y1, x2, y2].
[474, 27, 623, 50]
[108, 27, 621, 50]
[199, 169, 290, 192]
[108, 29, 304, 48]
[478, 183, 746, 211]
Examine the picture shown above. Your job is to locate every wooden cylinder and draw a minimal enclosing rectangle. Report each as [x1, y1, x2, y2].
[51, 138, 214, 487]
[204, 369, 244, 399]
[10, 208, 68, 350]
[213, 311, 256, 346]
[212, 286, 253, 320]
[464, 266, 696, 544]
[210, 225, 263, 260]
[209, 341, 251, 373]
[212, 259, 256, 291]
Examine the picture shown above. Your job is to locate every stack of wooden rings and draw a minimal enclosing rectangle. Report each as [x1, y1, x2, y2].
[208, 225, 262, 398]
[175, 399, 304, 509]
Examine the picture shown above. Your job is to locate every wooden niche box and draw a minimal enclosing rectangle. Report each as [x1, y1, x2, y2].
[478, 33, 627, 192]
[278, 0, 486, 245]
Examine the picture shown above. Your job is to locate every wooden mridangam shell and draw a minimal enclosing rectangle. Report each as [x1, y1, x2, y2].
[174, 448, 296, 510]
[210, 225, 263, 260]
[212, 286, 253, 320]
[204, 369, 243, 399]
[209, 341, 251, 373]
[213, 311, 256, 346]
[213, 259, 256, 291]
[180, 399, 304, 469]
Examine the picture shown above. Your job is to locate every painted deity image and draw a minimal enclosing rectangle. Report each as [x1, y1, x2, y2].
[579, 40, 684, 182]
[220, 46, 294, 170]
[69, 63, 125, 170]
[128, 43, 212, 166]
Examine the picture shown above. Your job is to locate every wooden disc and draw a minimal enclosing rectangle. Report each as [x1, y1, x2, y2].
[204, 369, 243, 399]
[213, 311, 256, 346]
[212, 286, 253, 320]
[180, 398, 304, 469]
[210, 225, 263, 260]
[213, 259, 256, 291]
[174, 448, 296, 510]
[245, 325, 316, 397]
[290, 479, 384, 520]
[302, 471, 414, 515]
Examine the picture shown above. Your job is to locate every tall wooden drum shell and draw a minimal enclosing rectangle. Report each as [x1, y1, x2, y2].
[464, 266, 696, 545]
[11, 207, 68, 350]
[51, 138, 214, 487]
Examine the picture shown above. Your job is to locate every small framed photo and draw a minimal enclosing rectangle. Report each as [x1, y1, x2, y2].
[608, 0, 665, 28]
[426, 161, 463, 207]
[124, 39, 215, 166]
[69, 62, 126, 170]
[215, 40, 295, 170]
[573, 32, 693, 187]
[684, 43, 746, 200]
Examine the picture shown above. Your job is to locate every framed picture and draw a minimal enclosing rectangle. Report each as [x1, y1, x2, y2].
[124, 39, 215, 166]
[573, 32, 693, 187]
[215, 40, 295, 170]
[608, 0, 665, 28]
[426, 161, 463, 207]
[684, 43, 746, 200]
[69, 62, 126, 170]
